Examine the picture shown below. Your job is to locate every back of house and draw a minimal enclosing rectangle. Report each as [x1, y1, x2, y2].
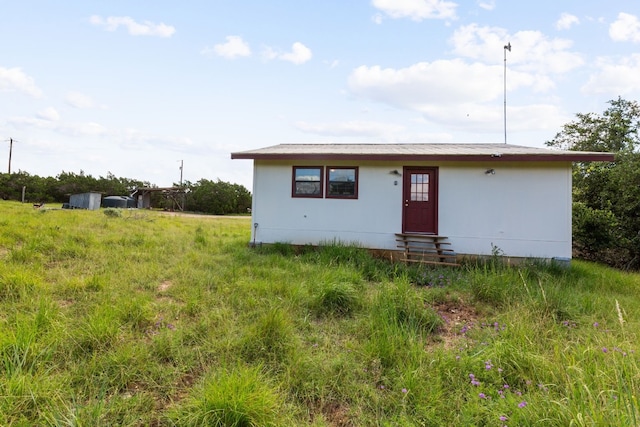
[232, 143, 613, 262]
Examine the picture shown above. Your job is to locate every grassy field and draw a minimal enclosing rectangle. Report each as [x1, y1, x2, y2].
[0, 200, 639, 426]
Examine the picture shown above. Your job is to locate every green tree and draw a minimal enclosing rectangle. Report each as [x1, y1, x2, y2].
[186, 179, 251, 215]
[546, 97, 640, 268]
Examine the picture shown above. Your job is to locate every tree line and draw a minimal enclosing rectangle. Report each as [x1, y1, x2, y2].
[547, 97, 640, 269]
[0, 171, 252, 215]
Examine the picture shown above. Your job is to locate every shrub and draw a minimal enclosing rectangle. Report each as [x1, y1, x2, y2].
[573, 202, 618, 255]
[103, 208, 122, 218]
[240, 308, 295, 365]
[170, 365, 284, 427]
[372, 280, 443, 335]
[312, 281, 361, 316]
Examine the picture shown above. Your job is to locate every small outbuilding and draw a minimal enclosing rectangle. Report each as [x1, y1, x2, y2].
[231, 143, 614, 264]
[69, 192, 102, 210]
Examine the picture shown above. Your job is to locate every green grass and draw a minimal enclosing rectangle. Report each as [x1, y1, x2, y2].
[0, 200, 639, 425]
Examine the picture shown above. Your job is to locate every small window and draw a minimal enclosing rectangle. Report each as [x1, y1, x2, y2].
[326, 167, 358, 199]
[410, 173, 429, 201]
[292, 166, 323, 198]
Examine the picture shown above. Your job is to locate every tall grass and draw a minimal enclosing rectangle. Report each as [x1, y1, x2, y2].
[1, 200, 639, 425]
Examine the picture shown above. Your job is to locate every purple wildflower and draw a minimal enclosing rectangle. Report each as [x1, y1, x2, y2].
[518, 401, 527, 408]
[499, 415, 508, 421]
[402, 388, 408, 394]
[479, 393, 486, 399]
[602, 347, 608, 353]
[593, 322, 599, 327]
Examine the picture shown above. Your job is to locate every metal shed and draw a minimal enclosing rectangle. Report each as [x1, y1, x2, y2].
[69, 192, 102, 210]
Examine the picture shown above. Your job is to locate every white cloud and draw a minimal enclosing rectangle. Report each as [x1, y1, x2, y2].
[295, 120, 405, 137]
[326, 59, 340, 69]
[0, 67, 43, 98]
[118, 128, 194, 151]
[8, 112, 195, 152]
[280, 42, 312, 65]
[37, 107, 60, 121]
[372, 0, 458, 21]
[348, 59, 552, 109]
[346, 57, 563, 134]
[582, 54, 640, 95]
[89, 15, 176, 38]
[477, 1, 496, 11]
[450, 24, 584, 74]
[202, 36, 251, 59]
[261, 46, 278, 61]
[65, 91, 96, 109]
[610, 12, 640, 43]
[262, 42, 312, 64]
[556, 13, 579, 30]
[9, 115, 107, 137]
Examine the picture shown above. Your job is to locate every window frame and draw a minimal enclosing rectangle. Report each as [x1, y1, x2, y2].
[292, 166, 324, 198]
[325, 166, 359, 199]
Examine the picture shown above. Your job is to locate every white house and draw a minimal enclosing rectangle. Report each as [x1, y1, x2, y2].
[231, 143, 613, 262]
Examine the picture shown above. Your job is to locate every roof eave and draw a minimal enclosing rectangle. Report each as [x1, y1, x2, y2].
[230, 153, 616, 162]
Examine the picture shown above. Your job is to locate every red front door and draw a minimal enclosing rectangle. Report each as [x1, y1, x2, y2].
[402, 167, 438, 234]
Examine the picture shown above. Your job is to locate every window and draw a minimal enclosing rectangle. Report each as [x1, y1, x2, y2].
[410, 173, 429, 201]
[292, 166, 323, 198]
[326, 167, 358, 199]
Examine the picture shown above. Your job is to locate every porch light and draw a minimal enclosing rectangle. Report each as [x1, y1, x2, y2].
[389, 170, 402, 177]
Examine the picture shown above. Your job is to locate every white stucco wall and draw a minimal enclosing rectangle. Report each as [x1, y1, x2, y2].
[250, 160, 572, 259]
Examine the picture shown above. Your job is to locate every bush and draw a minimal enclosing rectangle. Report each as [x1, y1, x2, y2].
[103, 208, 122, 218]
[312, 281, 361, 316]
[240, 308, 295, 365]
[572, 202, 618, 255]
[170, 365, 284, 427]
[373, 280, 443, 334]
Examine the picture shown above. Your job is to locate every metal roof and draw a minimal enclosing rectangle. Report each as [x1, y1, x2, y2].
[231, 143, 615, 162]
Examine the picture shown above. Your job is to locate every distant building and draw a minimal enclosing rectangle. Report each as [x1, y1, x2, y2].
[69, 192, 102, 210]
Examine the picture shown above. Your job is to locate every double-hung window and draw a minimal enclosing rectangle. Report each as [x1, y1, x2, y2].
[292, 166, 323, 198]
[326, 167, 358, 199]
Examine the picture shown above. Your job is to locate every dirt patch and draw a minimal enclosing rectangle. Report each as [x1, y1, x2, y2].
[57, 299, 75, 309]
[158, 281, 172, 292]
[308, 400, 353, 427]
[432, 300, 479, 350]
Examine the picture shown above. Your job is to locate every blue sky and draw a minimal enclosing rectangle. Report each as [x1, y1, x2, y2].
[2, 1, 640, 190]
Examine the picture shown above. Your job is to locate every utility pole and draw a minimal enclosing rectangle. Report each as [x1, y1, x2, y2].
[7, 137, 15, 174]
[178, 160, 185, 211]
[503, 42, 511, 145]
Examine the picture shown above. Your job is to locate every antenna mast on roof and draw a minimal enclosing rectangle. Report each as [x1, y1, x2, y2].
[503, 42, 511, 145]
